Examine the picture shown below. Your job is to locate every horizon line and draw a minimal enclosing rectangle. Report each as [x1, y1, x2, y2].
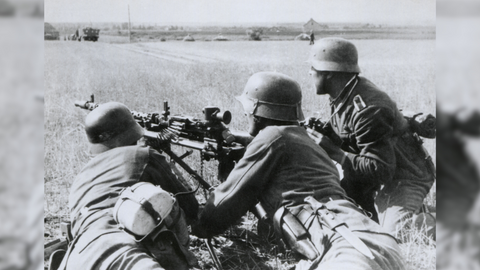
[45, 21, 436, 26]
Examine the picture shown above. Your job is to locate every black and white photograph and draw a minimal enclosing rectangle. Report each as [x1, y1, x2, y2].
[42, 1, 438, 269]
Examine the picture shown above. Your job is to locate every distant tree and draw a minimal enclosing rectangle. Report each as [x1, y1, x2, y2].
[121, 22, 128, 30]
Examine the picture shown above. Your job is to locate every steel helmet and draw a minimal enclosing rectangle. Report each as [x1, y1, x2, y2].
[308, 37, 361, 73]
[113, 182, 180, 241]
[236, 72, 305, 122]
[85, 102, 144, 154]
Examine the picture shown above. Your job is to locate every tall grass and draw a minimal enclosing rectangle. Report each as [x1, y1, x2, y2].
[45, 39, 436, 269]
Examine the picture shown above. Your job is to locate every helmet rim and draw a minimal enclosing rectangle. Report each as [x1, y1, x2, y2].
[238, 72, 305, 122]
[310, 59, 361, 73]
[308, 37, 361, 73]
[87, 123, 144, 155]
[85, 102, 145, 155]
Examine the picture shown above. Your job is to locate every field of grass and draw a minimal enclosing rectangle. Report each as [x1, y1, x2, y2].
[44, 38, 435, 269]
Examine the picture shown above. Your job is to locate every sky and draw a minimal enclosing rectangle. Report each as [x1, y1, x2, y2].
[44, 0, 436, 25]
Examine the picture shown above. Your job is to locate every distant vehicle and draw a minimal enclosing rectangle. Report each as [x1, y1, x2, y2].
[183, 34, 195, 42]
[79, 27, 100, 42]
[44, 23, 60, 40]
[213, 34, 228, 41]
[294, 33, 311, 41]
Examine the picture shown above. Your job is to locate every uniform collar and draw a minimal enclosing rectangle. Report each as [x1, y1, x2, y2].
[329, 75, 358, 107]
[327, 76, 359, 122]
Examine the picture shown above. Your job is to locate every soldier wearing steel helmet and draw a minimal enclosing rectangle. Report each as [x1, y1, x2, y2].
[192, 71, 405, 270]
[306, 37, 435, 237]
[56, 102, 199, 270]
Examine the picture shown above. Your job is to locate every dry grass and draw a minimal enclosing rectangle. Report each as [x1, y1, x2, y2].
[44, 38, 436, 269]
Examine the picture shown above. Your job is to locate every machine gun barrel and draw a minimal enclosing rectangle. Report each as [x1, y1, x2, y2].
[74, 100, 99, 110]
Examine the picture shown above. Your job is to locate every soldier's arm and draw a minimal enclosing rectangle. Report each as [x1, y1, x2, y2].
[193, 135, 283, 238]
[341, 106, 396, 185]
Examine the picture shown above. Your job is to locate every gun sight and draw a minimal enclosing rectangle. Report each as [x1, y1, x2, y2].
[203, 106, 232, 124]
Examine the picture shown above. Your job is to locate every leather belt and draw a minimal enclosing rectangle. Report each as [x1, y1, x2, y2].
[297, 196, 375, 260]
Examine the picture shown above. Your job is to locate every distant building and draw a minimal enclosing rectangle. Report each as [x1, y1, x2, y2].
[303, 18, 329, 32]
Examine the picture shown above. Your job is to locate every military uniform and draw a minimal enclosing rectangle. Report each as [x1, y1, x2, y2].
[59, 145, 198, 270]
[328, 75, 435, 235]
[194, 125, 405, 270]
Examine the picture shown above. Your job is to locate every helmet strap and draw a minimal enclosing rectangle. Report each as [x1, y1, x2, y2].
[329, 74, 358, 106]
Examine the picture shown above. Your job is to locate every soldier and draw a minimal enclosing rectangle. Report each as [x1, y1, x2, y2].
[192, 71, 405, 270]
[56, 102, 199, 270]
[310, 30, 315, 45]
[306, 37, 435, 236]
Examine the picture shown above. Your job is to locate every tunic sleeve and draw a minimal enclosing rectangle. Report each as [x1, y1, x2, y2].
[195, 134, 284, 237]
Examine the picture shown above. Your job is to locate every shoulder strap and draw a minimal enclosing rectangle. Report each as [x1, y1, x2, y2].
[353, 95, 367, 112]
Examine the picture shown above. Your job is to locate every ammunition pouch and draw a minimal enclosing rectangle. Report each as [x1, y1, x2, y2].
[273, 206, 320, 261]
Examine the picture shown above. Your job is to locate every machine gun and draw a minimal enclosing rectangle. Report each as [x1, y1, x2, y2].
[75, 95, 248, 185]
[75, 95, 267, 216]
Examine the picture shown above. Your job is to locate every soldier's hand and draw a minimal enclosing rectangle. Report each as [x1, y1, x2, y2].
[306, 128, 323, 145]
[233, 132, 254, 147]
